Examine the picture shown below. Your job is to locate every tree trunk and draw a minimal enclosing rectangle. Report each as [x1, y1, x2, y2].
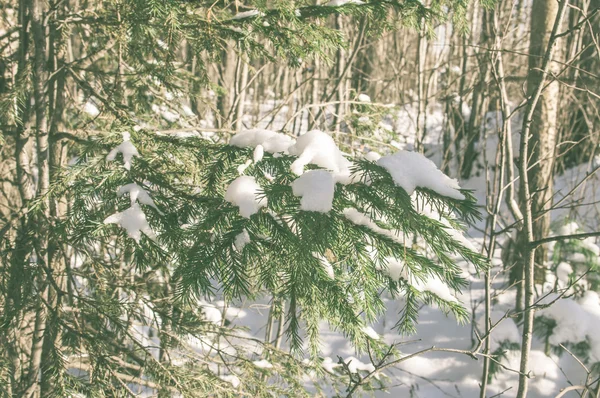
[515, 2, 569, 397]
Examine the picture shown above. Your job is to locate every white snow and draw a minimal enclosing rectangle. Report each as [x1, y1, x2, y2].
[365, 151, 381, 161]
[117, 183, 159, 210]
[253, 145, 264, 163]
[343, 208, 410, 245]
[419, 202, 476, 252]
[200, 302, 223, 325]
[580, 291, 600, 362]
[534, 292, 600, 363]
[103, 203, 156, 242]
[232, 10, 264, 19]
[343, 356, 375, 374]
[557, 221, 579, 236]
[219, 374, 240, 388]
[555, 262, 573, 285]
[537, 294, 589, 347]
[377, 151, 464, 200]
[324, 0, 364, 6]
[292, 170, 335, 213]
[312, 252, 335, 279]
[477, 310, 520, 352]
[84, 101, 100, 117]
[234, 229, 251, 251]
[376, 257, 408, 281]
[362, 326, 380, 340]
[220, 374, 241, 388]
[152, 104, 180, 123]
[416, 276, 459, 303]
[237, 159, 253, 175]
[182, 105, 195, 117]
[252, 359, 273, 369]
[106, 132, 140, 171]
[224, 176, 267, 218]
[321, 357, 340, 373]
[288, 130, 351, 180]
[229, 129, 295, 154]
[357, 93, 371, 102]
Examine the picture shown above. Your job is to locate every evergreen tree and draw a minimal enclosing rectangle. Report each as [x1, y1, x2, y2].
[0, 0, 486, 395]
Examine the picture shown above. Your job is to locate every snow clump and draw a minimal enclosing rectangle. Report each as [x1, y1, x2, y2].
[103, 203, 156, 242]
[357, 93, 371, 102]
[234, 229, 251, 251]
[324, 0, 364, 6]
[292, 170, 335, 213]
[377, 151, 464, 200]
[312, 252, 335, 279]
[117, 183, 160, 211]
[225, 176, 267, 218]
[229, 129, 295, 154]
[288, 130, 351, 180]
[343, 356, 375, 374]
[232, 10, 264, 19]
[252, 359, 273, 369]
[106, 132, 140, 170]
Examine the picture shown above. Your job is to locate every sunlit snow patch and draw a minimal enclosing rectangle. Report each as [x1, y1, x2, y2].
[288, 130, 351, 181]
[117, 183, 160, 211]
[292, 169, 335, 213]
[377, 151, 464, 200]
[225, 176, 267, 218]
[103, 203, 156, 242]
[229, 128, 295, 154]
[106, 132, 140, 171]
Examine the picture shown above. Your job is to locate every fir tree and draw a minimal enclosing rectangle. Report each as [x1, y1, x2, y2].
[0, 0, 486, 395]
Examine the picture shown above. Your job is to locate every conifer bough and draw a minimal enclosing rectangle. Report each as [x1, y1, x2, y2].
[64, 126, 489, 384]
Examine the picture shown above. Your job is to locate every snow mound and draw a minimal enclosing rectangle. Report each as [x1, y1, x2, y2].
[377, 151, 464, 200]
[292, 170, 335, 213]
[229, 129, 295, 154]
[288, 130, 351, 179]
[103, 203, 156, 242]
[537, 293, 600, 361]
[225, 176, 267, 218]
